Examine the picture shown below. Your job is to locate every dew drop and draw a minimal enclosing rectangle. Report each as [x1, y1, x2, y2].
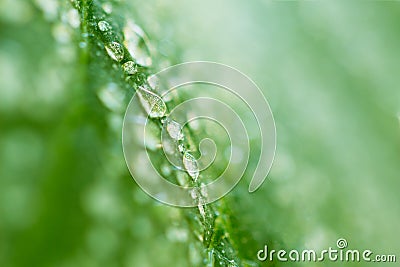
[165, 119, 184, 141]
[105, 42, 124, 62]
[136, 86, 167, 118]
[98, 20, 111, 32]
[122, 61, 137, 75]
[183, 152, 199, 181]
[177, 144, 184, 153]
[190, 188, 198, 199]
[198, 204, 205, 218]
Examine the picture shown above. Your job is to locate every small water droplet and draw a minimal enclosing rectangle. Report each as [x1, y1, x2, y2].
[178, 144, 185, 153]
[198, 204, 205, 218]
[122, 61, 137, 75]
[190, 188, 198, 199]
[165, 119, 184, 141]
[98, 20, 111, 32]
[183, 152, 199, 181]
[105, 42, 124, 62]
[136, 86, 167, 118]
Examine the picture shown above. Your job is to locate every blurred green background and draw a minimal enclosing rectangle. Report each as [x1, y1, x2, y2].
[0, 0, 399, 266]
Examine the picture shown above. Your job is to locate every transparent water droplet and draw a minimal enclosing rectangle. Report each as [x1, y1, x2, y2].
[178, 144, 185, 153]
[105, 42, 124, 62]
[137, 86, 166, 118]
[123, 20, 152, 67]
[190, 188, 198, 199]
[198, 204, 205, 218]
[165, 119, 184, 141]
[183, 152, 199, 181]
[122, 61, 137, 75]
[98, 20, 111, 32]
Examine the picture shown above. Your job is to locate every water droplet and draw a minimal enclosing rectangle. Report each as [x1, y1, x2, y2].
[183, 152, 199, 181]
[136, 86, 166, 118]
[122, 61, 137, 75]
[105, 42, 124, 62]
[79, 42, 87, 48]
[198, 204, 205, 218]
[178, 144, 186, 153]
[123, 20, 152, 67]
[98, 20, 111, 32]
[165, 119, 184, 141]
[190, 188, 198, 199]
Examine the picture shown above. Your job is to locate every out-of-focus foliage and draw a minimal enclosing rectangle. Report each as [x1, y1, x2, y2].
[1, 0, 399, 267]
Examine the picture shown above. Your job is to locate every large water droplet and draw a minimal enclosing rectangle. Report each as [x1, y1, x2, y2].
[136, 86, 166, 118]
[183, 152, 199, 181]
[165, 119, 184, 141]
[122, 61, 137, 75]
[105, 42, 124, 62]
[123, 20, 152, 67]
[98, 20, 111, 32]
